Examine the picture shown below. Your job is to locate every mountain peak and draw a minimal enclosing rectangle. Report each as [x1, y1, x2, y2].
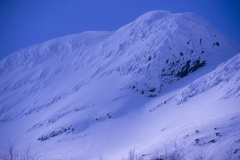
[0, 10, 240, 160]
[1, 10, 239, 97]
[135, 10, 173, 22]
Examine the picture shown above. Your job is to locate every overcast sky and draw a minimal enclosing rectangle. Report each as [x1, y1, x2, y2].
[0, 0, 240, 60]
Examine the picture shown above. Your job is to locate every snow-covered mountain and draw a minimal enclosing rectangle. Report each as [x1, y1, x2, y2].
[0, 10, 240, 159]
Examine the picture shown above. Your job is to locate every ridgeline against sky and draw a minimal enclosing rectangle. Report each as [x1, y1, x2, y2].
[0, 0, 240, 60]
[0, 10, 240, 159]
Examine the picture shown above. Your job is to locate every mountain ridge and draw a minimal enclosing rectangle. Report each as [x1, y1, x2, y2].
[0, 10, 240, 159]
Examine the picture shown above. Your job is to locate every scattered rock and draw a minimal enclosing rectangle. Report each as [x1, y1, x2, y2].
[215, 132, 220, 136]
[208, 139, 215, 143]
[233, 149, 239, 154]
[195, 138, 200, 144]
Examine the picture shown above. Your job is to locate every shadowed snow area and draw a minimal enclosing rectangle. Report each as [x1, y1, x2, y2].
[0, 10, 240, 159]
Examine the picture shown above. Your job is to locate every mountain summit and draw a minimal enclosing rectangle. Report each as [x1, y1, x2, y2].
[0, 11, 240, 159]
[1, 10, 239, 96]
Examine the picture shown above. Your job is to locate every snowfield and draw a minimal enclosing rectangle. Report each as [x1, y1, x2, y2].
[0, 10, 240, 160]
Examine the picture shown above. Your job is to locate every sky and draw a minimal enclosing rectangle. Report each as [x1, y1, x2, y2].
[0, 0, 240, 60]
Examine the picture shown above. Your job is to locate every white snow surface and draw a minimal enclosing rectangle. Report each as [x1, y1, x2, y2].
[0, 10, 240, 159]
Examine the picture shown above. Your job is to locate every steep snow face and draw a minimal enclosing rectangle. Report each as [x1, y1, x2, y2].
[175, 53, 240, 104]
[0, 11, 239, 97]
[144, 53, 240, 160]
[0, 31, 112, 73]
[149, 53, 240, 111]
[103, 10, 240, 96]
[0, 10, 240, 159]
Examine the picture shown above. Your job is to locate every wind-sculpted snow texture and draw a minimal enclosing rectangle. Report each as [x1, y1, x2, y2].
[175, 53, 240, 104]
[0, 11, 239, 98]
[149, 53, 240, 112]
[0, 11, 240, 159]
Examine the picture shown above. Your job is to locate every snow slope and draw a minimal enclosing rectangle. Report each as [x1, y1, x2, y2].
[0, 10, 240, 159]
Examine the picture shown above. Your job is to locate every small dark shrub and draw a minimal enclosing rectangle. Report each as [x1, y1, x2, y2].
[0, 140, 39, 160]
